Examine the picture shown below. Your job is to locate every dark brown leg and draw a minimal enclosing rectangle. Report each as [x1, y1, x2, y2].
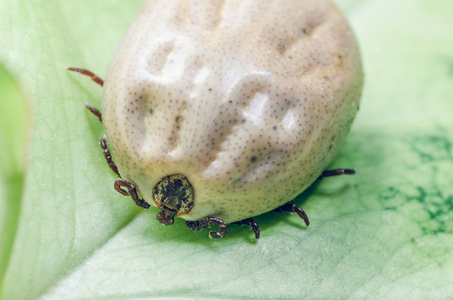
[100, 138, 120, 176]
[69, 67, 147, 212]
[233, 218, 260, 239]
[274, 203, 310, 226]
[186, 217, 227, 239]
[317, 168, 355, 180]
[68, 67, 104, 123]
[67, 67, 104, 87]
[86, 104, 102, 123]
[114, 178, 150, 209]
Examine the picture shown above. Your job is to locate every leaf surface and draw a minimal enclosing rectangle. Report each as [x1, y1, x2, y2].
[1, 0, 452, 299]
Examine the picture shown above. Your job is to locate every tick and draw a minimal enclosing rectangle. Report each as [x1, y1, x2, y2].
[68, 0, 363, 239]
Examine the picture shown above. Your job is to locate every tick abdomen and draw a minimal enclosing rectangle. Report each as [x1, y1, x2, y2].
[102, 0, 362, 223]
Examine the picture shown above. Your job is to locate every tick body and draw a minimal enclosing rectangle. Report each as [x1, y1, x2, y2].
[70, 0, 363, 239]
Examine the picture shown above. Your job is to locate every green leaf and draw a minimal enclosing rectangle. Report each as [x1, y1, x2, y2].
[0, 63, 27, 294]
[1, 0, 453, 299]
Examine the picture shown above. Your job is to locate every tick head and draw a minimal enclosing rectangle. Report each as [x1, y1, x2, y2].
[153, 174, 194, 225]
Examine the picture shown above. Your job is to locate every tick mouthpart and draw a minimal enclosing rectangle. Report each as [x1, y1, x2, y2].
[161, 196, 181, 211]
[155, 195, 181, 225]
[156, 206, 177, 225]
[153, 174, 195, 222]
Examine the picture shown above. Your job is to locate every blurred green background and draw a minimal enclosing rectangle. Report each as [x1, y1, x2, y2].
[1, 0, 452, 299]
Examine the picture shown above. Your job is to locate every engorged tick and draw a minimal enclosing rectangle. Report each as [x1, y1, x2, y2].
[67, 0, 363, 239]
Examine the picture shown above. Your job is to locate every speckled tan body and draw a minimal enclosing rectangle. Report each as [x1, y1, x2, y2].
[102, 0, 363, 223]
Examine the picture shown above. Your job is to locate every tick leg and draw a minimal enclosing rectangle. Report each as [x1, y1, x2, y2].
[86, 104, 102, 123]
[274, 203, 310, 226]
[317, 168, 355, 180]
[233, 218, 260, 239]
[68, 67, 147, 211]
[114, 178, 150, 209]
[67, 67, 104, 87]
[100, 138, 120, 176]
[186, 217, 227, 239]
[68, 67, 104, 123]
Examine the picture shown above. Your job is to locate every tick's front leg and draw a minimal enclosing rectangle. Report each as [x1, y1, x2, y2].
[99, 138, 120, 176]
[186, 217, 227, 239]
[114, 178, 150, 209]
[274, 203, 310, 226]
[233, 218, 260, 239]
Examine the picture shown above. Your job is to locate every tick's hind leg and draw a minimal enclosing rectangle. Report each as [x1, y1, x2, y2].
[317, 168, 355, 180]
[86, 104, 103, 123]
[186, 217, 227, 239]
[67, 67, 104, 87]
[67, 67, 104, 123]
